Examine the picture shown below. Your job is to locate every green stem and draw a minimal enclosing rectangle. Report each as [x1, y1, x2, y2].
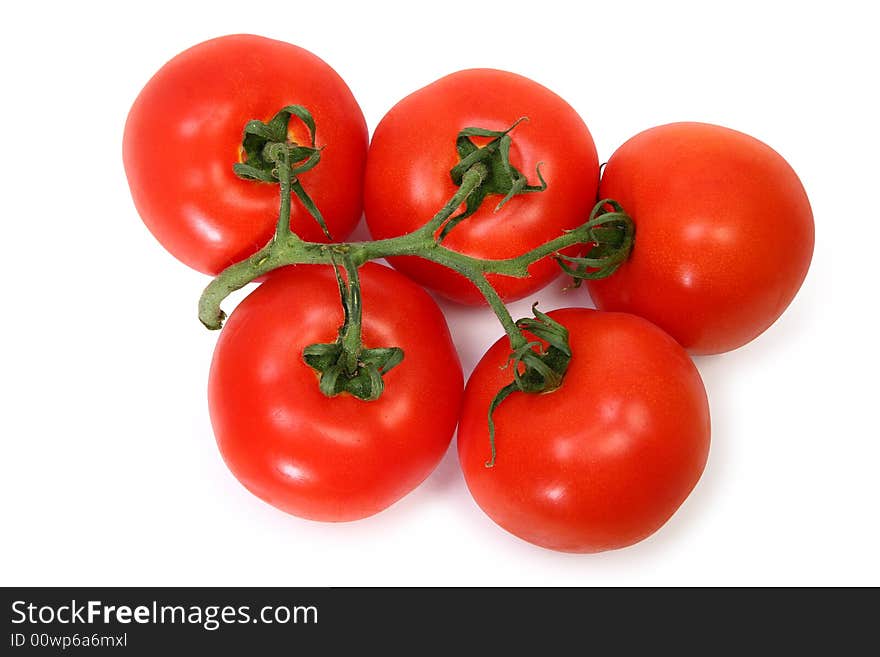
[339, 256, 363, 375]
[450, 269, 527, 350]
[198, 247, 273, 330]
[423, 164, 488, 237]
[275, 145, 293, 238]
[198, 196, 624, 332]
[199, 163, 485, 329]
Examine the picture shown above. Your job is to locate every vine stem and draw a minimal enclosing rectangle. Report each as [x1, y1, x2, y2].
[275, 145, 293, 237]
[198, 162, 600, 334]
[199, 125, 632, 400]
[195, 109, 635, 461]
[338, 256, 363, 375]
[446, 269, 526, 350]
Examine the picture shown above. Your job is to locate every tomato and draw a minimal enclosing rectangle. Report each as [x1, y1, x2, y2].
[457, 308, 710, 553]
[364, 69, 599, 304]
[209, 263, 463, 521]
[124, 35, 368, 275]
[587, 122, 814, 354]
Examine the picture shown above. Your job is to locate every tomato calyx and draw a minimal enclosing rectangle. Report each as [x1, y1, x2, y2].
[441, 119, 547, 239]
[556, 199, 635, 284]
[232, 105, 331, 238]
[486, 304, 571, 467]
[303, 252, 404, 401]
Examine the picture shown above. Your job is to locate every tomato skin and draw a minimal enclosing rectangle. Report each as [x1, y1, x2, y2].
[587, 122, 814, 354]
[124, 35, 368, 275]
[457, 309, 710, 553]
[208, 264, 463, 521]
[364, 69, 599, 304]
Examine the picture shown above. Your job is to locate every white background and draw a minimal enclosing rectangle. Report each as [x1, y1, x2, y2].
[1, 1, 877, 586]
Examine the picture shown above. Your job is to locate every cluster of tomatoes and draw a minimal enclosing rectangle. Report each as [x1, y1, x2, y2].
[123, 35, 813, 553]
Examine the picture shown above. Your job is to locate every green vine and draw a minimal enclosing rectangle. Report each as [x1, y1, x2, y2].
[197, 109, 634, 465]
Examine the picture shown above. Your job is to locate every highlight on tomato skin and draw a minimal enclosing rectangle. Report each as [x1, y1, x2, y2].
[123, 34, 368, 275]
[586, 122, 815, 355]
[364, 68, 600, 305]
[457, 308, 711, 553]
[208, 263, 464, 522]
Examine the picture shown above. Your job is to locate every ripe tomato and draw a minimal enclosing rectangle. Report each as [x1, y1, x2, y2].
[209, 263, 463, 521]
[124, 35, 368, 275]
[364, 69, 599, 304]
[587, 122, 814, 354]
[457, 309, 710, 553]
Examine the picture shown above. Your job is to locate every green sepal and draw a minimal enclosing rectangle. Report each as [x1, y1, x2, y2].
[232, 162, 277, 183]
[301, 342, 341, 372]
[304, 342, 404, 401]
[485, 304, 572, 467]
[485, 382, 517, 468]
[508, 304, 571, 394]
[232, 105, 331, 238]
[234, 105, 319, 181]
[291, 179, 329, 238]
[555, 199, 635, 284]
[442, 118, 547, 239]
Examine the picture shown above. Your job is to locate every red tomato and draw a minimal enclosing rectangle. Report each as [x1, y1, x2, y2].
[209, 263, 463, 521]
[458, 309, 710, 553]
[587, 122, 814, 354]
[364, 69, 599, 304]
[124, 35, 367, 275]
